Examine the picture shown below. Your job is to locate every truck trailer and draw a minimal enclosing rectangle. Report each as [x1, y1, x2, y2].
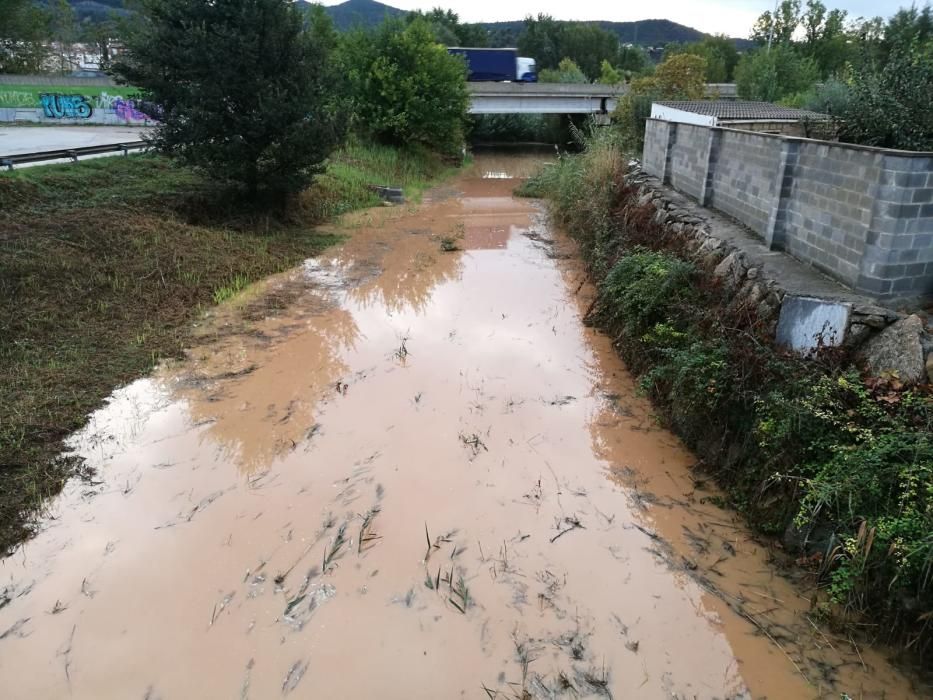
[447, 47, 537, 82]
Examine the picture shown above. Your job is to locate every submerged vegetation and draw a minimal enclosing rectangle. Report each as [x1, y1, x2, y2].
[0, 142, 453, 555]
[520, 130, 933, 663]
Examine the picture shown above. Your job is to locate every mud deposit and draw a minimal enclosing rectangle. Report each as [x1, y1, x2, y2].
[0, 155, 924, 699]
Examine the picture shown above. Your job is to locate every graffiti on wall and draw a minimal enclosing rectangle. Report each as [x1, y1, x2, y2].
[114, 98, 151, 122]
[95, 92, 154, 122]
[39, 93, 93, 119]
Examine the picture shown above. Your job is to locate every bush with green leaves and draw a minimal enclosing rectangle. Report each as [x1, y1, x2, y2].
[341, 18, 469, 155]
[756, 373, 933, 614]
[539, 57, 588, 84]
[735, 44, 820, 102]
[838, 46, 933, 151]
[596, 249, 695, 338]
[115, 1, 346, 200]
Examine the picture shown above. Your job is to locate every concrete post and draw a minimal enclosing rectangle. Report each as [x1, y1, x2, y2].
[660, 122, 677, 185]
[764, 139, 798, 249]
[700, 128, 721, 207]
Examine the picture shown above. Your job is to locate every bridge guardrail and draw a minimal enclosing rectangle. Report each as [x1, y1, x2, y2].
[0, 140, 149, 170]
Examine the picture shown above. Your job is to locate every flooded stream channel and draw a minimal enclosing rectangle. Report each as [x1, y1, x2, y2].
[0, 154, 924, 698]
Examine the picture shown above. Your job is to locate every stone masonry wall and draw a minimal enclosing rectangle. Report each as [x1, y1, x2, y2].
[642, 118, 933, 302]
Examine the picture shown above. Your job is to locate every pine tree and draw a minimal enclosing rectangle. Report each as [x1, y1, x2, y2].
[115, 0, 346, 199]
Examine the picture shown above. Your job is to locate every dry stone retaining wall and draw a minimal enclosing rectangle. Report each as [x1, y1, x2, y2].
[629, 168, 933, 385]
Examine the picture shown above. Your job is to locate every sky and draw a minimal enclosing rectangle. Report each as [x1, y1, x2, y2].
[322, 0, 911, 38]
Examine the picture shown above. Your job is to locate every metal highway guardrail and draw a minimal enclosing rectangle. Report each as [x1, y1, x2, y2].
[0, 140, 149, 170]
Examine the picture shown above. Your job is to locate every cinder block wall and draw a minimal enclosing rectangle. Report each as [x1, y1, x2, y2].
[782, 142, 880, 287]
[668, 123, 710, 201]
[708, 129, 783, 236]
[642, 119, 671, 180]
[642, 118, 933, 300]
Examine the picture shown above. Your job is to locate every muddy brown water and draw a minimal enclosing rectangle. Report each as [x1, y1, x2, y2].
[0, 154, 925, 699]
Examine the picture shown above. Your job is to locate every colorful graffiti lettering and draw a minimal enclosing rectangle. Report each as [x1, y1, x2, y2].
[113, 98, 151, 122]
[0, 90, 33, 108]
[39, 93, 93, 119]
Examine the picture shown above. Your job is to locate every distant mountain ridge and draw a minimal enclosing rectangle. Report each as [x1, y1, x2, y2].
[64, 0, 752, 49]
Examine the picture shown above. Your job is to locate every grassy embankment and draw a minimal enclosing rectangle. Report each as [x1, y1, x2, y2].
[0, 85, 139, 108]
[519, 132, 933, 665]
[0, 140, 453, 554]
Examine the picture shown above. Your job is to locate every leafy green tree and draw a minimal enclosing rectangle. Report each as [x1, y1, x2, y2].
[48, 0, 77, 74]
[840, 45, 933, 151]
[798, 0, 849, 76]
[80, 17, 118, 69]
[115, 0, 346, 199]
[342, 18, 468, 153]
[650, 53, 708, 98]
[751, 0, 801, 46]
[597, 59, 623, 85]
[882, 5, 933, 59]
[666, 35, 739, 82]
[539, 57, 588, 83]
[0, 0, 49, 73]
[616, 45, 649, 76]
[517, 14, 563, 70]
[559, 23, 619, 80]
[407, 8, 488, 47]
[614, 54, 707, 152]
[735, 44, 819, 101]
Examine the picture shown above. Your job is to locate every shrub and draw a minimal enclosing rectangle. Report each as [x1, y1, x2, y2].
[735, 44, 820, 102]
[341, 18, 469, 155]
[839, 46, 933, 151]
[596, 249, 696, 338]
[539, 57, 588, 84]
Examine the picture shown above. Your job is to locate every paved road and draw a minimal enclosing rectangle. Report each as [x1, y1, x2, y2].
[0, 125, 153, 157]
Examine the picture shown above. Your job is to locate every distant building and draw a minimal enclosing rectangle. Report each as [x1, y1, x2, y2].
[651, 100, 833, 138]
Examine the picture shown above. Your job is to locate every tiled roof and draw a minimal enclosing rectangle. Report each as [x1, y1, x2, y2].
[656, 100, 829, 121]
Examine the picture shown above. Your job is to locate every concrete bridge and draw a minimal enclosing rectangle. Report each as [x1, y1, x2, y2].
[467, 83, 738, 116]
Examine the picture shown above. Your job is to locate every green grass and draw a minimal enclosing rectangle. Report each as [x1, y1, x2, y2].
[301, 139, 458, 221]
[0, 84, 140, 108]
[0, 142, 455, 555]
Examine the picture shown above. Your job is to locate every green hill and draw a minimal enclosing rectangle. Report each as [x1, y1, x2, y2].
[62, 0, 752, 49]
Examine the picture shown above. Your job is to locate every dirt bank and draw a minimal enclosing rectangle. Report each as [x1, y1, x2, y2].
[0, 154, 923, 698]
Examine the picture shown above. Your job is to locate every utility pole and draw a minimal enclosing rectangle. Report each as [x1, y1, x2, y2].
[767, 0, 779, 51]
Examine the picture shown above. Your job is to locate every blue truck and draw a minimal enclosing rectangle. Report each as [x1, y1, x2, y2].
[447, 48, 537, 82]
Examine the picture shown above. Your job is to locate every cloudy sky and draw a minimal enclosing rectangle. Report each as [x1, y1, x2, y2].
[323, 0, 910, 38]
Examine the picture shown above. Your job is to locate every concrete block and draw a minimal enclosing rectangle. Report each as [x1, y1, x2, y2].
[776, 296, 851, 354]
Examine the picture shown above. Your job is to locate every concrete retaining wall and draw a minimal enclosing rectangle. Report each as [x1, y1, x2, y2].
[0, 106, 153, 126]
[643, 118, 933, 301]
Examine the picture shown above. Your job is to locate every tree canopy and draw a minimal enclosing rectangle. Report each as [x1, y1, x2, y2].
[0, 0, 49, 73]
[341, 17, 469, 153]
[115, 0, 346, 198]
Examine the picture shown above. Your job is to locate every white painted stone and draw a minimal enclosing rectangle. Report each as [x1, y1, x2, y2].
[775, 296, 851, 353]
